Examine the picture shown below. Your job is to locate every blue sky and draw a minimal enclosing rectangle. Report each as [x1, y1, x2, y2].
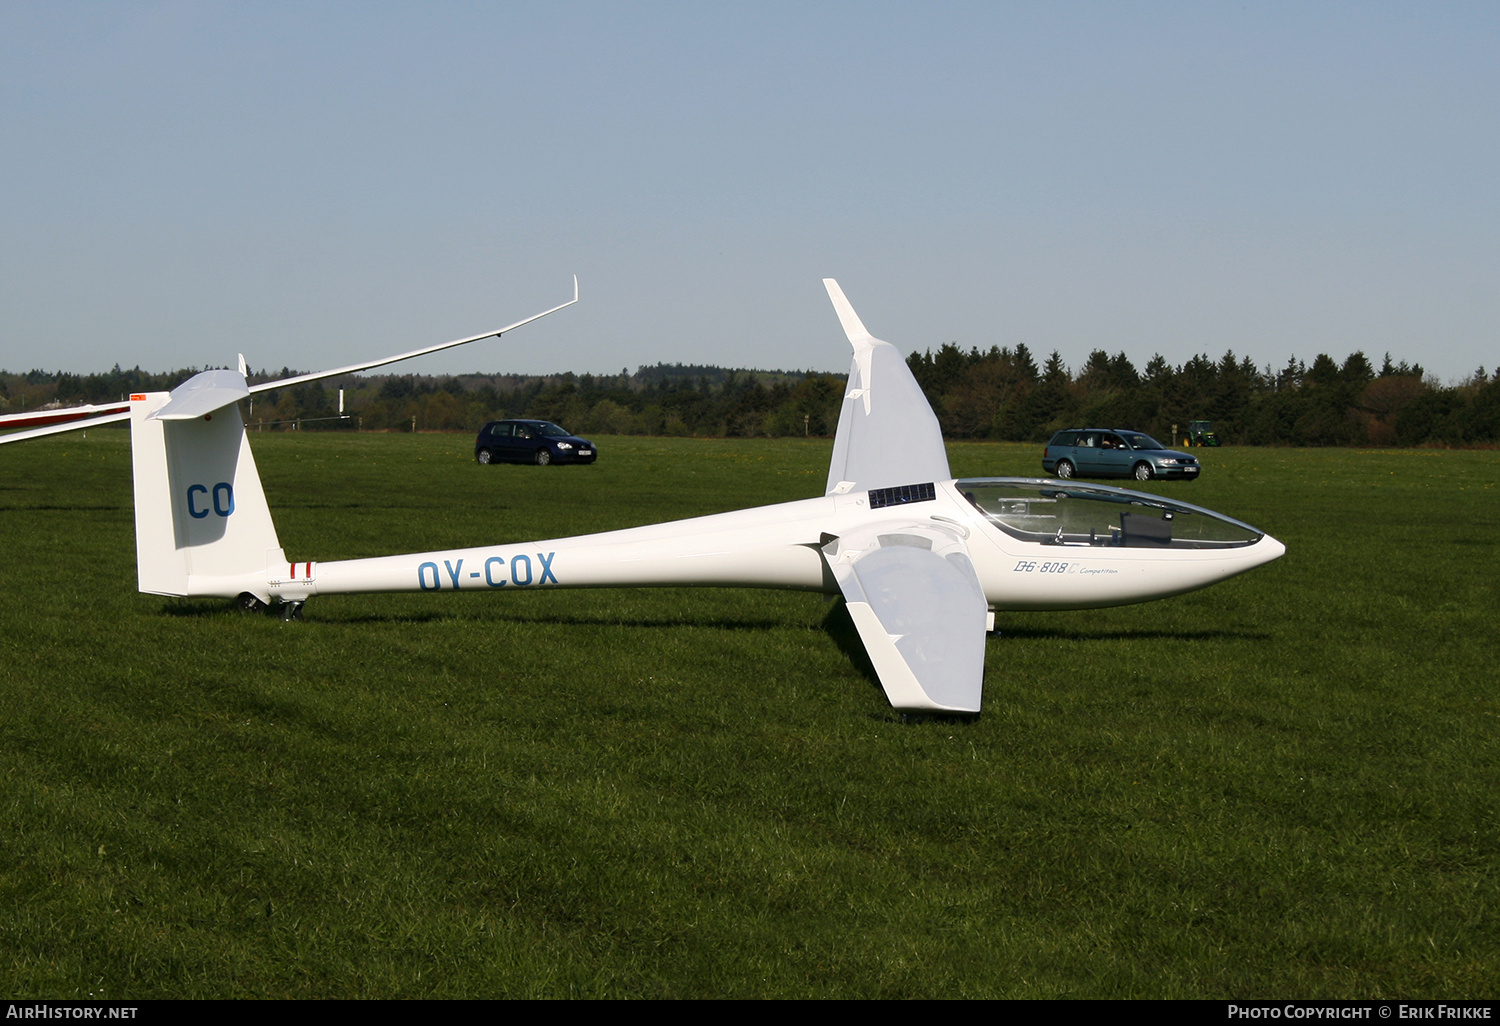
[2, 1, 1496, 382]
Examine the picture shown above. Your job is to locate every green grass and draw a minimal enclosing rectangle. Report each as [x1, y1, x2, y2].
[1, 432, 1496, 997]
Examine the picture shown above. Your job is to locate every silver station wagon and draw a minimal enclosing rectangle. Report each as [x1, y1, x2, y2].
[1041, 429, 1200, 482]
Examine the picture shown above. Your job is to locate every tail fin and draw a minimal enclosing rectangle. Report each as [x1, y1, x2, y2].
[130, 387, 282, 601]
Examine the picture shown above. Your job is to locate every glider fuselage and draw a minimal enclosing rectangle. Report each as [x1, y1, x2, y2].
[274, 478, 1284, 612]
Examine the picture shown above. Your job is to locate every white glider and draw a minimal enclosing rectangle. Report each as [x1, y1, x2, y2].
[2, 278, 1283, 714]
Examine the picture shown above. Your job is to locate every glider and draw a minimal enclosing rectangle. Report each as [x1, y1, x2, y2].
[2, 278, 1283, 714]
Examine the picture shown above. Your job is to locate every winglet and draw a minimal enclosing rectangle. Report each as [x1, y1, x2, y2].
[823, 279, 872, 342]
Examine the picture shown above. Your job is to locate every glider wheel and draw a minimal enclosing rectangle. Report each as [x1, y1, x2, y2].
[236, 593, 267, 614]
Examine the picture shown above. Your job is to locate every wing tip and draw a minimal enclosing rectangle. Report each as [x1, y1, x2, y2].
[823, 279, 873, 343]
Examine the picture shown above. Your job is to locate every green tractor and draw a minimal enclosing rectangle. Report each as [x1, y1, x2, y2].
[1185, 420, 1220, 447]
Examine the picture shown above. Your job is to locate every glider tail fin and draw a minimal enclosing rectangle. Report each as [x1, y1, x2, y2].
[130, 385, 283, 601]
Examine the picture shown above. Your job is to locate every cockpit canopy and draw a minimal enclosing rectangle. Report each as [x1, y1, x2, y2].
[957, 478, 1266, 549]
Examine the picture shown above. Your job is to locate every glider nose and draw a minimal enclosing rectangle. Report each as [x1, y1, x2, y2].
[1252, 533, 1286, 567]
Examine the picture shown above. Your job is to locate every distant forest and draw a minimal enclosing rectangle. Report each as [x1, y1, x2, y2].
[4, 347, 1498, 447]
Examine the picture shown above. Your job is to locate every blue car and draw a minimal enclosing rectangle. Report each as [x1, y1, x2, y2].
[1042, 428, 1199, 482]
[474, 420, 597, 466]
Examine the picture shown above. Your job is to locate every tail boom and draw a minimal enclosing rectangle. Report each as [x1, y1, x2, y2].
[273, 499, 839, 602]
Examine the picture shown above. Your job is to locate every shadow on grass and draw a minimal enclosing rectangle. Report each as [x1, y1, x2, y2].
[327, 609, 790, 631]
[161, 599, 788, 632]
[0, 504, 128, 512]
[999, 625, 1271, 642]
[820, 599, 1267, 721]
[160, 597, 1270, 648]
[820, 598, 879, 690]
[160, 601, 241, 618]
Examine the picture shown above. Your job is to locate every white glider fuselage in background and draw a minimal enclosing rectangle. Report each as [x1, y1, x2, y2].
[1, 278, 1284, 715]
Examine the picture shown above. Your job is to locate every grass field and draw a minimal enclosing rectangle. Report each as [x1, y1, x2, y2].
[1, 431, 1496, 998]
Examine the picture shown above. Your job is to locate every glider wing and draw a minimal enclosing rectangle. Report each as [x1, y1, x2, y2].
[0, 279, 579, 438]
[246, 276, 578, 395]
[0, 409, 131, 445]
[822, 521, 988, 713]
[823, 279, 950, 496]
[0, 402, 130, 430]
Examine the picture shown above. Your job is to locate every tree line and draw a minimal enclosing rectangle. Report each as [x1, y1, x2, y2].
[4, 347, 1497, 446]
[906, 344, 1499, 447]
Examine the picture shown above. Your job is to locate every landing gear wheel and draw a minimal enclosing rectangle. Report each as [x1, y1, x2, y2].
[476, 449, 493, 465]
[236, 593, 267, 614]
[1134, 462, 1152, 481]
[1056, 460, 1074, 480]
[535, 449, 551, 466]
[279, 602, 304, 622]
